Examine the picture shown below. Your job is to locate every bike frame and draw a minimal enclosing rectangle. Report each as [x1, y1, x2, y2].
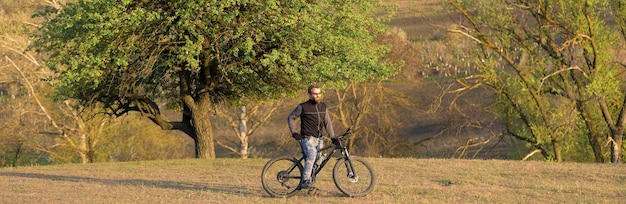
[262, 125, 375, 197]
[296, 131, 356, 182]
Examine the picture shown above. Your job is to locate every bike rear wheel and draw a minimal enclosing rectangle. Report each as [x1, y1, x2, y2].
[261, 155, 303, 197]
[332, 156, 375, 197]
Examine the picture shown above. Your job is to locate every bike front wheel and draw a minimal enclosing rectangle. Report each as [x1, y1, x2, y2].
[332, 156, 375, 197]
[261, 155, 303, 197]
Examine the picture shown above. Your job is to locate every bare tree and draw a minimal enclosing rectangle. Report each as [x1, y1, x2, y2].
[1, 6, 107, 163]
[213, 101, 279, 159]
[330, 81, 416, 157]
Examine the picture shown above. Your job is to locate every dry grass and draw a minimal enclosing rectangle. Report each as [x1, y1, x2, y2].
[1, 2, 624, 203]
[385, 0, 452, 40]
[1, 158, 625, 203]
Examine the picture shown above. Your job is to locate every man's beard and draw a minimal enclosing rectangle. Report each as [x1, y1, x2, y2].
[310, 98, 321, 103]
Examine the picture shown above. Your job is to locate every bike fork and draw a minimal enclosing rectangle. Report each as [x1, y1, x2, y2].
[342, 152, 358, 182]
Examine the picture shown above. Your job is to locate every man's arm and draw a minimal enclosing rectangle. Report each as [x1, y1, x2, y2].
[324, 110, 335, 138]
[287, 104, 302, 134]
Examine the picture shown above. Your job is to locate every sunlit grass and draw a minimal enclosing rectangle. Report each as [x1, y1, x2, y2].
[1, 158, 625, 203]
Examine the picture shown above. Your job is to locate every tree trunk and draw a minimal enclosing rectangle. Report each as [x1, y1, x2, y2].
[572, 72, 605, 163]
[612, 132, 623, 163]
[610, 94, 626, 163]
[551, 139, 562, 162]
[192, 93, 216, 159]
[79, 133, 88, 164]
[581, 107, 605, 163]
[239, 106, 249, 159]
[12, 141, 23, 167]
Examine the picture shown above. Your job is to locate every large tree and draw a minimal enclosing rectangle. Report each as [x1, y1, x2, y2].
[447, 0, 626, 162]
[31, 0, 397, 158]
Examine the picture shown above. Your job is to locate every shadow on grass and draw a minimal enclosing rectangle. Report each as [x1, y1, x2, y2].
[0, 172, 261, 196]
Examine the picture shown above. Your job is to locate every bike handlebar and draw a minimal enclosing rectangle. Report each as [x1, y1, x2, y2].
[334, 125, 354, 145]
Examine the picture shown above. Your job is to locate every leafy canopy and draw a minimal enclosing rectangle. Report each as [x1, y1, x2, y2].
[32, 0, 397, 109]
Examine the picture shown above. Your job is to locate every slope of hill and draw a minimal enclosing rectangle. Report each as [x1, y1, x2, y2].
[0, 0, 515, 163]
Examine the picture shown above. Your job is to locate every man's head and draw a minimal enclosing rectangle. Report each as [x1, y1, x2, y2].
[308, 84, 322, 103]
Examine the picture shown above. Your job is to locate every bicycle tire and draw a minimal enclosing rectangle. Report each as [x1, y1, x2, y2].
[261, 155, 303, 197]
[332, 156, 375, 197]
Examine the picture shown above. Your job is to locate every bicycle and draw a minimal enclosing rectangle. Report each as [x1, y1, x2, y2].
[261, 126, 375, 197]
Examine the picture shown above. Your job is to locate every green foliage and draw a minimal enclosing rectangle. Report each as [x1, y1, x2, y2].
[0, 140, 49, 167]
[29, 0, 398, 159]
[450, 0, 626, 162]
[438, 178, 457, 186]
[31, 0, 398, 108]
[96, 116, 191, 162]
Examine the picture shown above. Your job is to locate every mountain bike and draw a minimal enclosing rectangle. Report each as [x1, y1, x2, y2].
[261, 126, 375, 197]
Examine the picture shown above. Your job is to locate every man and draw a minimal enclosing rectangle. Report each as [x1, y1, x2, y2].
[287, 84, 336, 189]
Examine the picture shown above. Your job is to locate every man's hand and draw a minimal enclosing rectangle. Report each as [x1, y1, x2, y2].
[292, 133, 303, 140]
[331, 137, 341, 145]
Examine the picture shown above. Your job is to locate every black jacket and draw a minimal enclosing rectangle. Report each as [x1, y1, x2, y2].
[287, 99, 335, 138]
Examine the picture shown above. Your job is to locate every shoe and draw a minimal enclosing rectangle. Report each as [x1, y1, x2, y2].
[301, 180, 316, 189]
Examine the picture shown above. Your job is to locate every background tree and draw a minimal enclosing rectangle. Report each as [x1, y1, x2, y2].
[31, 0, 397, 158]
[330, 80, 415, 157]
[447, 0, 626, 162]
[0, 0, 92, 165]
[0, 0, 194, 165]
[212, 101, 279, 159]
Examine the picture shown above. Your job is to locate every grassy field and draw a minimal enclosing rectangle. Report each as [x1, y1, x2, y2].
[1, 1, 625, 203]
[1, 158, 625, 203]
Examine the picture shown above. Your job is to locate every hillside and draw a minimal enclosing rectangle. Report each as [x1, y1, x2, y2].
[1, 158, 624, 203]
[211, 0, 509, 160]
[0, 0, 514, 164]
